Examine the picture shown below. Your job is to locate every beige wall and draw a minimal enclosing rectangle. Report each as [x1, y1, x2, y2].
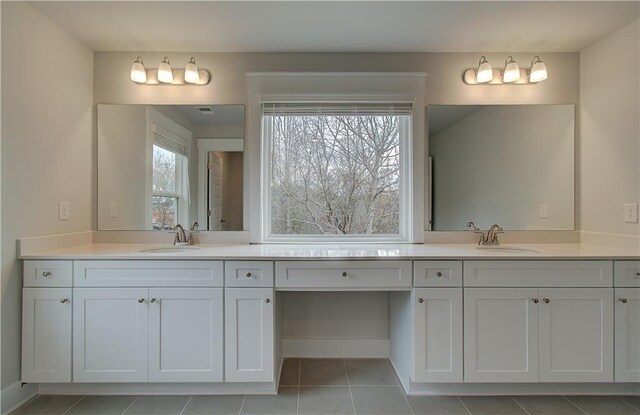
[580, 19, 640, 238]
[1, 2, 93, 390]
[431, 105, 575, 231]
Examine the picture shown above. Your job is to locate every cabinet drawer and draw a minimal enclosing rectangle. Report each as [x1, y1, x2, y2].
[74, 260, 223, 287]
[464, 261, 613, 287]
[275, 261, 411, 289]
[225, 261, 274, 287]
[24, 260, 72, 287]
[614, 261, 640, 287]
[414, 261, 462, 287]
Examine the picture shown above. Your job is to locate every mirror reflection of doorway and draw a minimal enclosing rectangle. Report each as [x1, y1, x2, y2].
[207, 151, 243, 231]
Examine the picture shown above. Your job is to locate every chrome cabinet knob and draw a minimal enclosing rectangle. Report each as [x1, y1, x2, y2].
[246, 272, 252, 278]
[436, 272, 443, 277]
[532, 298, 539, 304]
[265, 298, 271, 304]
[543, 298, 550, 304]
[60, 298, 69, 304]
[418, 298, 424, 303]
[619, 298, 628, 304]
[150, 298, 157, 303]
[342, 272, 348, 277]
[42, 271, 51, 278]
[137, 298, 145, 303]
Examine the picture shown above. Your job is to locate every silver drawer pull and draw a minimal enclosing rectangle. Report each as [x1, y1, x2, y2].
[246, 272, 253, 278]
[342, 272, 348, 277]
[543, 298, 550, 304]
[150, 298, 157, 303]
[532, 298, 539, 304]
[418, 298, 424, 303]
[137, 298, 145, 303]
[265, 298, 271, 304]
[436, 272, 443, 277]
[619, 298, 628, 304]
[42, 271, 52, 278]
[60, 298, 69, 304]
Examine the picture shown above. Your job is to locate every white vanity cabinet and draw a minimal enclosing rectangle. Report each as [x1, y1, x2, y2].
[614, 288, 640, 382]
[413, 288, 463, 382]
[225, 288, 275, 382]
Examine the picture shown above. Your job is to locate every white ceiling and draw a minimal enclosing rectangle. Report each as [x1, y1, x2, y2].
[30, 1, 639, 53]
[167, 105, 245, 125]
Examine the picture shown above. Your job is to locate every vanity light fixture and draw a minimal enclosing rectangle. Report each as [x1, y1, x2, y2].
[130, 56, 147, 83]
[529, 56, 548, 83]
[476, 56, 494, 83]
[129, 55, 211, 86]
[503, 56, 521, 83]
[157, 56, 174, 83]
[463, 55, 548, 85]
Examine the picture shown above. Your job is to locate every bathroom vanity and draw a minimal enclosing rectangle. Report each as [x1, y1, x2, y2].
[19, 243, 640, 395]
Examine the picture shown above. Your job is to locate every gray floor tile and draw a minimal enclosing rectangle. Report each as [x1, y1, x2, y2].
[181, 395, 245, 415]
[298, 386, 354, 415]
[513, 396, 585, 415]
[459, 396, 527, 415]
[345, 360, 397, 386]
[123, 395, 191, 415]
[406, 396, 469, 415]
[300, 359, 348, 386]
[12, 395, 83, 415]
[66, 396, 137, 415]
[280, 358, 301, 386]
[240, 387, 297, 415]
[620, 397, 640, 412]
[566, 396, 640, 415]
[350, 386, 412, 415]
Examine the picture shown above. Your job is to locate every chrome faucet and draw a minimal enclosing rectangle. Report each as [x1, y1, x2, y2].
[173, 224, 188, 246]
[467, 222, 504, 246]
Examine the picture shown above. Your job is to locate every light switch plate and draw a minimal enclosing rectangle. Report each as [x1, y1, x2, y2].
[109, 202, 118, 218]
[624, 203, 638, 223]
[539, 204, 548, 219]
[58, 202, 70, 221]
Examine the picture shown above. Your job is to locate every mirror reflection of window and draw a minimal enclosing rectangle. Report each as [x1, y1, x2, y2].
[152, 144, 188, 230]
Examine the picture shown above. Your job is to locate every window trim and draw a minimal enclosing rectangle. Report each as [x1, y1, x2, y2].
[260, 100, 414, 243]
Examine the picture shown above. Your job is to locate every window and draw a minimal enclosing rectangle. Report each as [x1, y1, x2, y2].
[151, 135, 189, 230]
[262, 103, 412, 242]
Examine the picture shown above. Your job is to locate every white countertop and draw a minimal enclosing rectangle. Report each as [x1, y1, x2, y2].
[18, 242, 640, 260]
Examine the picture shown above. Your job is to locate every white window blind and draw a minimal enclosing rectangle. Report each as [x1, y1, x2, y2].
[153, 132, 187, 157]
[262, 102, 412, 116]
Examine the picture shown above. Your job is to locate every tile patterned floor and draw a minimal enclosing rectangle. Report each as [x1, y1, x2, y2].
[10, 359, 640, 415]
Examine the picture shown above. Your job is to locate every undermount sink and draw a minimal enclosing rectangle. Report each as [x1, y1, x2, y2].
[139, 246, 201, 254]
[476, 246, 544, 254]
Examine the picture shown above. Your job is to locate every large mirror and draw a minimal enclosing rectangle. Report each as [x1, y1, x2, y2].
[428, 104, 574, 231]
[97, 104, 244, 231]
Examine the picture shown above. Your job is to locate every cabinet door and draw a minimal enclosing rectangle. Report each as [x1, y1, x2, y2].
[414, 288, 462, 382]
[464, 288, 539, 382]
[22, 288, 72, 382]
[615, 288, 640, 382]
[225, 288, 274, 382]
[539, 288, 613, 382]
[73, 288, 149, 382]
[149, 288, 223, 382]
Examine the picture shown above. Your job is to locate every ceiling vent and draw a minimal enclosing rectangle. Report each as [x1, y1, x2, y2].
[197, 106, 214, 115]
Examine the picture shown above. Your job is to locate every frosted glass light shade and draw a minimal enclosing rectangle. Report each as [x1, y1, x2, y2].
[130, 56, 147, 83]
[158, 57, 174, 83]
[503, 56, 521, 83]
[184, 57, 200, 84]
[476, 56, 493, 83]
[530, 56, 548, 83]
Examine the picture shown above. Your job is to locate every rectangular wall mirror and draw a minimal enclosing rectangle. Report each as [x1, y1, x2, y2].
[97, 104, 244, 231]
[427, 104, 575, 231]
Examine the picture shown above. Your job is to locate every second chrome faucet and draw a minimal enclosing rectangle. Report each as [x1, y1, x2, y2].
[467, 222, 504, 246]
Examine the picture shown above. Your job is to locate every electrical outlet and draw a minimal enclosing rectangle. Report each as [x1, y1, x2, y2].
[624, 203, 638, 223]
[58, 202, 70, 221]
[110, 202, 118, 218]
[539, 203, 548, 219]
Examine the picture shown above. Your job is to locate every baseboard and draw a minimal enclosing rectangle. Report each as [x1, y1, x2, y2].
[407, 382, 640, 396]
[36, 382, 276, 396]
[389, 358, 411, 394]
[1, 382, 37, 415]
[282, 338, 389, 358]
